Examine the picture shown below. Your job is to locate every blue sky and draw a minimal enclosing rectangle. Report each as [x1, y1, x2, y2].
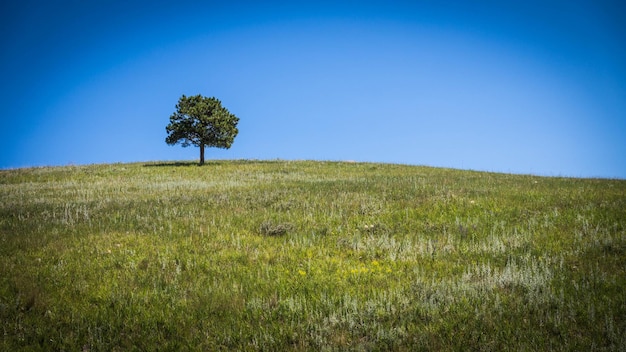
[2, 0, 625, 178]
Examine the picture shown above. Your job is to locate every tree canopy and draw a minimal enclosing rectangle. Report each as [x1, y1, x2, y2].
[165, 95, 239, 165]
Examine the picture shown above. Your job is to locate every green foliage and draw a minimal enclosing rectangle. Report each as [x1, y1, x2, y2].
[165, 95, 239, 164]
[1, 160, 625, 350]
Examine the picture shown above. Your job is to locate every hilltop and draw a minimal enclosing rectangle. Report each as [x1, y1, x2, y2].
[1, 160, 624, 350]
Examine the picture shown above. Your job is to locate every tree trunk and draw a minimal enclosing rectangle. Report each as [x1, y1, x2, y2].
[199, 143, 205, 165]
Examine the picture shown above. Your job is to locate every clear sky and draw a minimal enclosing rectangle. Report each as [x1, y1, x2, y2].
[2, 0, 625, 178]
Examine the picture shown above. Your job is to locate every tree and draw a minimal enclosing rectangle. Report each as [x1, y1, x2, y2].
[165, 94, 239, 165]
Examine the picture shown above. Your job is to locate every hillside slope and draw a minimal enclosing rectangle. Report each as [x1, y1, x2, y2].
[1, 160, 625, 350]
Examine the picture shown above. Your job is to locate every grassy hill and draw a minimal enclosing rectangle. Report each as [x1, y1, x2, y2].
[1, 160, 625, 350]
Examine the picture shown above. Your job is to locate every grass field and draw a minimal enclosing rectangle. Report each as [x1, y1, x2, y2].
[1, 160, 625, 350]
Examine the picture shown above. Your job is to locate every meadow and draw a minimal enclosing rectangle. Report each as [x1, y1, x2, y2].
[1, 160, 624, 351]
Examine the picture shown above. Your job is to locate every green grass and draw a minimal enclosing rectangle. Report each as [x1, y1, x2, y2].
[1, 160, 625, 351]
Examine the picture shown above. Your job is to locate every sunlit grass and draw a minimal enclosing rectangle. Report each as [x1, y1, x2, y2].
[1, 160, 625, 350]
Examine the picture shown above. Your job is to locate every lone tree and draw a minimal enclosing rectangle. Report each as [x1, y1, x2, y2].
[165, 94, 239, 165]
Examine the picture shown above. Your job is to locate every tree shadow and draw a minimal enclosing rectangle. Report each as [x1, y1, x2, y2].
[143, 159, 272, 167]
[143, 161, 203, 167]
